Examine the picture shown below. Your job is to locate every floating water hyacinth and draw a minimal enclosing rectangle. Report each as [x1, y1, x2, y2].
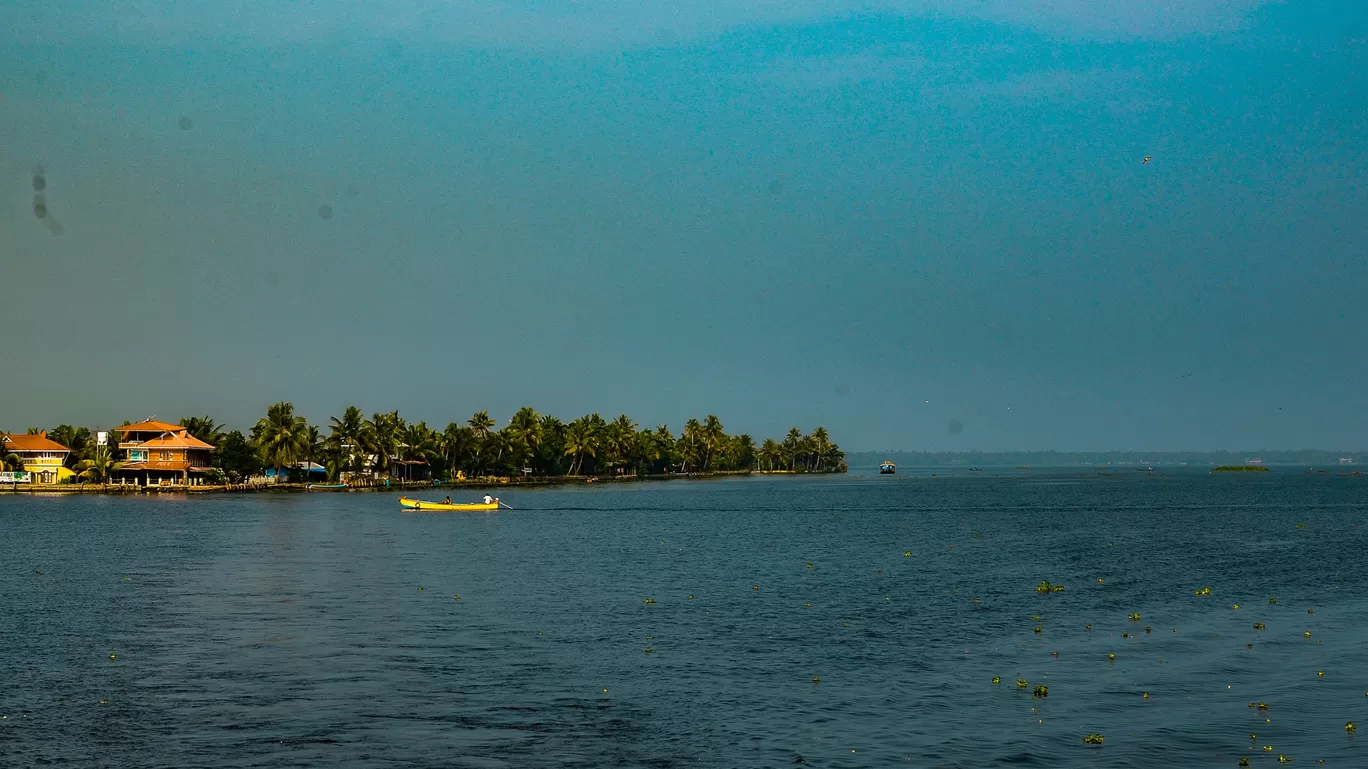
[991, 677, 1000, 684]
[1082, 734, 1104, 745]
[1128, 612, 1141, 620]
[1033, 685, 1048, 698]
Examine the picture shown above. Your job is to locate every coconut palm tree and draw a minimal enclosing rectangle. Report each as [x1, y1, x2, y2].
[781, 428, 803, 470]
[441, 423, 476, 478]
[76, 446, 124, 483]
[47, 425, 93, 465]
[731, 433, 756, 470]
[178, 416, 223, 446]
[700, 415, 725, 471]
[808, 426, 832, 471]
[506, 407, 541, 465]
[365, 411, 404, 477]
[604, 415, 637, 475]
[467, 411, 495, 439]
[253, 402, 311, 473]
[563, 416, 599, 475]
[759, 438, 782, 471]
[328, 406, 367, 475]
[536, 415, 566, 474]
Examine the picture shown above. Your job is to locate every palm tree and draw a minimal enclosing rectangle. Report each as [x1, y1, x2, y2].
[329, 406, 367, 476]
[441, 423, 476, 478]
[536, 415, 566, 474]
[782, 428, 803, 471]
[178, 416, 223, 446]
[366, 411, 405, 477]
[701, 415, 725, 471]
[563, 416, 600, 475]
[76, 446, 124, 483]
[809, 426, 832, 471]
[675, 419, 706, 473]
[467, 411, 495, 439]
[47, 425, 93, 465]
[506, 408, 541, 469]
[303, 424, 323, 473]
[604, 415, 637, 475]
[759, 439, 782, 471]
[732, 433, 756, 470]
[253, 402, 311, 474]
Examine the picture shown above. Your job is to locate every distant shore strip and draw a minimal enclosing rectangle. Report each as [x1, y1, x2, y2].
[0, 469, 829, 495]
[2, 403, 846, 490]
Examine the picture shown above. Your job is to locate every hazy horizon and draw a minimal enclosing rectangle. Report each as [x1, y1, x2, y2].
[3, 1, 1365, 452]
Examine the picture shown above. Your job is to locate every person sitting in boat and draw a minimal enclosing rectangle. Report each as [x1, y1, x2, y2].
[483, 494, 494, 505]
[442, 496, 452, 505]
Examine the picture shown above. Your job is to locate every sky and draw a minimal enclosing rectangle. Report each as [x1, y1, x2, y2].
[1, 1, 1365, 451]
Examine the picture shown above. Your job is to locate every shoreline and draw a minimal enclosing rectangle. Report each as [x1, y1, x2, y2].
[0, 469, 841, 496]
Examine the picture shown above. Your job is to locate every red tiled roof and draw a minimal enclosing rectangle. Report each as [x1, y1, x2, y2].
[115, 420, 185, 434]
[139, 433, 215, 450]
[1, 432, 70, 453]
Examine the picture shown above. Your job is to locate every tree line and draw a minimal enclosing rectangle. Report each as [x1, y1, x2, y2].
[5, 406, 845, 484]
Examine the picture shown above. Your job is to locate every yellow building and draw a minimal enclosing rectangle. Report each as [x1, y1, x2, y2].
[1, 432, 76, 484]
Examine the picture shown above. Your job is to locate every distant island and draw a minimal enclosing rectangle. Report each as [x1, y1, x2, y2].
[849, 450, 1361, 467]
[2, 404, 845, 491]
[1211, 465, 1272, 473]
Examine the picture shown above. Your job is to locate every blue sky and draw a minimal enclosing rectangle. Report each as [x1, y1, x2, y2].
[1, 1, 1365, 450]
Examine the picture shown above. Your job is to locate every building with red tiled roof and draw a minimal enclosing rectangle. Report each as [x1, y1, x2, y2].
[1, 432, 75, 484]
[112, 421, 215, 486]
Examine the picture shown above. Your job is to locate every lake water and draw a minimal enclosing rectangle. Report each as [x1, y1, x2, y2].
[2, 468, 1367, 768]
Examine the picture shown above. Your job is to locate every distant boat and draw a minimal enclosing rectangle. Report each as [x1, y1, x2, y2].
[879, 461, 896, 474]
[306, 482, 347, 490]
[1137, 467, 1154, 472]
[400, 497, 501, 512]
[969, 467, 983, 472]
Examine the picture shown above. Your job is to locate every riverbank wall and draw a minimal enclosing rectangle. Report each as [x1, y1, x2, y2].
[0, 469, 842, 495]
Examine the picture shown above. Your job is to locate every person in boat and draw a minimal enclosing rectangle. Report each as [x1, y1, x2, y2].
[483, 494, 494, 505]
[442, 496, 452, 505]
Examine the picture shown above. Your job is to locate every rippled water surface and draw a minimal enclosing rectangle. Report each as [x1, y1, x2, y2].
[3, 469, 1368, 768]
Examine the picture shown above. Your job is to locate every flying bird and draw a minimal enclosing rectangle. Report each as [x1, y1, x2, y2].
[1143, 156, 1152, 164]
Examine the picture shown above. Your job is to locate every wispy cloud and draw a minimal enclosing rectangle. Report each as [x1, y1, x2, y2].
[4, 0, 1274, 50]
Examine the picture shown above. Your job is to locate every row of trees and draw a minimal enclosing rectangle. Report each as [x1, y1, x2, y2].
[239, 403, 844, 483]
[6, 407, 845, 484]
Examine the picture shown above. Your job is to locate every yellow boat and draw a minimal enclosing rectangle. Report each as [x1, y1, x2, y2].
[399, 497, 500, 512]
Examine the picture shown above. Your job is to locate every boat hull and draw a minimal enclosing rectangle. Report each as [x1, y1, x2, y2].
[399, 497, 499, 512]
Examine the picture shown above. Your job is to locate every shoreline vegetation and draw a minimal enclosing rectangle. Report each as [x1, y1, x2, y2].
[0, 470, 809, 495]
[1210, 465, 1272, 473]
[2, 403, 846, 494]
